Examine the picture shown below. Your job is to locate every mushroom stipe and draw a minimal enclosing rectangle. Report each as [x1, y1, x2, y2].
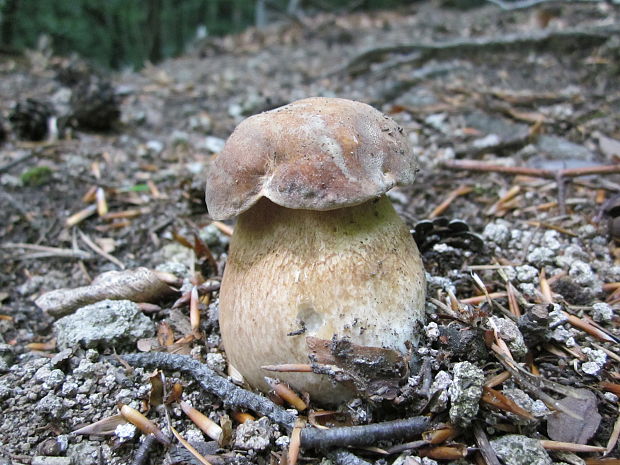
[205, 97, 427, 404]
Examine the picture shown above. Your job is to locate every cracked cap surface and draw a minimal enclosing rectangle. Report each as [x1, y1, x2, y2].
[205, 97, 417, 220]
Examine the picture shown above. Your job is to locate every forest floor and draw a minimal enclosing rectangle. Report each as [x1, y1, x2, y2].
[1, 1, 620, 464]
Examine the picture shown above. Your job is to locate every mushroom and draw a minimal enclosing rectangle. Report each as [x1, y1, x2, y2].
[205, 97, 426, 404]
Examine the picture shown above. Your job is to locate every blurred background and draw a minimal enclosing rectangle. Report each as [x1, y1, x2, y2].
[0, 0, 421, 69]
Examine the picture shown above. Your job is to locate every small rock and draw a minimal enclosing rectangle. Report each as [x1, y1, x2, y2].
[581, 348, 607, 377]
[31, 457, 72, 465]
[114, 423, 137, 443]
[429, 371, 451, 413]
[234, 417, 272, 450]
[206, 352, 226, 373]
[36, 435, 69, 456]
[438, 322, 488, 362]
[491, 434, 552, 465]
[517, 304, 550, 348]
[203, 136, 226, 153]
[54, 300, 155, 350]
[0, 343, 15, 372]
[516, 265, 538, 283]
[568, 261, 602, 294]
[489, 316, 527, 359]
[591, 302, 613, 323]
[448, 361, 484, 427]
[526, 247, 554, 266]
[35, 393, 65, 419]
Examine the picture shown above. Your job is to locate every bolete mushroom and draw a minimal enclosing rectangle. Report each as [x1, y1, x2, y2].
[205, 97, 426, 404]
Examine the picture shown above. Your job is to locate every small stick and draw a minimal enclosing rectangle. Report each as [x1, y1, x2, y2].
[65, 204, 97, 227]
[429, 185, 472, 219]
[473, 423, 501, 465]
[539, 440, 606, 453]
[132, 434, 158, 465]
[212, 221, 234, 237]
[119, 352, 298, 430]
[460, 292, 507, 305]
[443, 160, 620, 179]
[300, 416, 431, 450]
[563, 311, 616, 343]
[606, 411, 620, 456]
[78, 229, 125, 269]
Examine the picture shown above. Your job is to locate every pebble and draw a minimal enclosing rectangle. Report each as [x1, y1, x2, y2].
[429, 371, 451, 413]
[31, 457, 72, 465]
[591, 302, 613, 323]
[491, 434, 552, 465]
[448, 361, 484, 427]
[489, 316, 527, 359]
[54, 300, 155, 350]
[234, 417, 272, 451]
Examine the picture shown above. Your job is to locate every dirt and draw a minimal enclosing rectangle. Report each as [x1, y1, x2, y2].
[1, 2, 619, 464]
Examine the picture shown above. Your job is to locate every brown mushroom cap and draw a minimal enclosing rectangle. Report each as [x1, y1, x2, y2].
[205, 97, 417, 220]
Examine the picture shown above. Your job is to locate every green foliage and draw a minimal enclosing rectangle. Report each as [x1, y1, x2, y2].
[0, 0, 411, 69]
[20, 165, 53, 187]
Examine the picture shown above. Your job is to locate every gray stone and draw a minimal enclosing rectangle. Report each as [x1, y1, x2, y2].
[31, 457, 72, 465]
[591, 302, 613, 323]
[489, 316, 527, 359]
[234, 416, 272, 451]
[448, 361, 484, 427]
[491, 434, 552, 465]
[54, 300, 155, 350]
[0, 344, 15, 372]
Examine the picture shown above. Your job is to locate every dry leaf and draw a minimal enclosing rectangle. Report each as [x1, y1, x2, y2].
[547, 389, 601, 444]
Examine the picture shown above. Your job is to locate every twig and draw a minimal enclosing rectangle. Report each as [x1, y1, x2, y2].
[119, 352, 298, 430]
[443, 160, 620, 179]
[132, 434, 158, 465]
[77, 229, 125, 269]
[487, 0, 605, 10]
[339, 24, 619, 76]
[0, 151, 37, 174]
[301, 416, 431, 450]
[429, 185, 473, 219]
[2, 242, 92, 260]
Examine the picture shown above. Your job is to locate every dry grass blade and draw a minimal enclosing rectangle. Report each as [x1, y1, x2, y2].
[429, 185, 472, 219]
[211, 221, 234, 236]
[287, 419, 305, 465]
[484, 371, 511, 389]
[460, 292, 507, 305]
[72, 414, 127, 436]
[539, 440, 606, 453]
[481, 386, 536, 420]
[606, 411, 620, 455]
[170, 425, 214, 465]
[563, 312, 616, 343]
[78, 229, 125, 269]
[2, 242, 92, 260]
[539, 269, 553, 304]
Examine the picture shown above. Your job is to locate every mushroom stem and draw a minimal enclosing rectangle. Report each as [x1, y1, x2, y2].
[219, 195, 426, 404]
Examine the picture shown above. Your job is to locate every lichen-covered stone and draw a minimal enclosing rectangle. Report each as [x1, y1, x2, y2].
[491, 434, 552, 465]
[448, 361, 484, 427]
[54, 300, 154, 350]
